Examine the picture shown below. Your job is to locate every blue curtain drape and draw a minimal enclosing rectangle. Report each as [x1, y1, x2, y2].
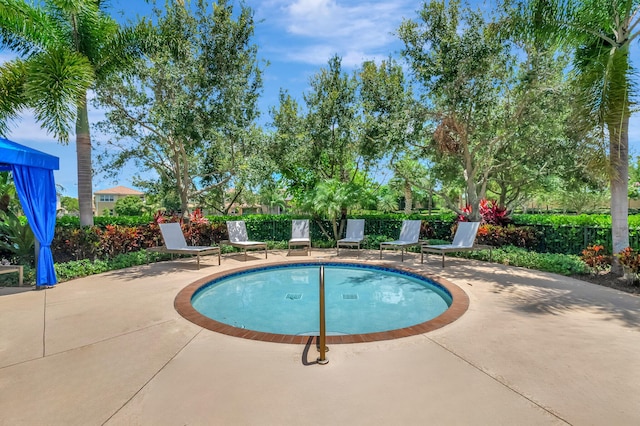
[11, 165, 58, 286]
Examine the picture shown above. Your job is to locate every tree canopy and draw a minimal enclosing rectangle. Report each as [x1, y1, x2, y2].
[505, 0, 640, 273]
[94, 0, 263, 218]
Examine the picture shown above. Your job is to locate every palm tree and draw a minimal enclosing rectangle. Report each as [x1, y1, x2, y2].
[0, 0, 148, 226]
[389, 156, 430, 214]
[508, 0, 639, 274]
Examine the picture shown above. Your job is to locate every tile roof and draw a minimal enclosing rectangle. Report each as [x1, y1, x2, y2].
[94, 185, 144, 195]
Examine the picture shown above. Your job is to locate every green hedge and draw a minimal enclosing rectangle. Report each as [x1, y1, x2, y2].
[513, 213, 640, 227]
[47, 213, 635, 261]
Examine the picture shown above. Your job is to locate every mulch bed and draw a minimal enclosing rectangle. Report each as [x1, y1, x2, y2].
[571, 271, 640, 295]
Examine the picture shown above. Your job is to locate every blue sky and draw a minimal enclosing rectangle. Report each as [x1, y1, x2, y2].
[1, 0, 639, 196]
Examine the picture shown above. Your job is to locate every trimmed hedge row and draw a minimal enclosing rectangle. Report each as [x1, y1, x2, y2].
[43, 212, 637, 263]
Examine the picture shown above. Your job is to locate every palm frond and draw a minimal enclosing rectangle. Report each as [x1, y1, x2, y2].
[572, 37, 634, 134]
[24, 48, 94, 143]
[91, 18, 156, 80]
[0, 60, 28, 136]
[0, 0, 68, 55]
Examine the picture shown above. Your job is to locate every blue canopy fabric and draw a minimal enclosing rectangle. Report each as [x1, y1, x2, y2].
[0, 138, 59, 170]
[0, 138, 59, 286]
[12, 166, 58, 286]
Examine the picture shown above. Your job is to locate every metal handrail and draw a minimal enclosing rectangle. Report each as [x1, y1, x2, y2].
[317, 265, 328, 365]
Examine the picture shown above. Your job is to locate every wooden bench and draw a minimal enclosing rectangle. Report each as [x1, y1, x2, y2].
[0, 265, 24, 286]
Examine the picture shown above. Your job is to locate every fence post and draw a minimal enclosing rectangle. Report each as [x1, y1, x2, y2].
[584, 226, 589, 250]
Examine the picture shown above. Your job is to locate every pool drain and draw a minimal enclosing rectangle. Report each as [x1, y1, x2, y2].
[286, 293, 302, 300]
[342, 294, 358, 300]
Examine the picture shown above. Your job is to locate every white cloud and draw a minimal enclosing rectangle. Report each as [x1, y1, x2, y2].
[285, 43, 388, 67]
[253, 0, 414, 67]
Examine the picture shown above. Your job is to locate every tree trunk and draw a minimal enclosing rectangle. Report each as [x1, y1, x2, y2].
[608, 43, 631, 276]
[76, 95, 94, 227]
[461, 132, 481, 222]
[610, 114, 630, 275]
[403, 181, 412, 214]
[498, 183, 508, 209]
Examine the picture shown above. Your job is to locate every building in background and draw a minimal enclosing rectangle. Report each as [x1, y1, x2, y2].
[94, 186, 144, 216]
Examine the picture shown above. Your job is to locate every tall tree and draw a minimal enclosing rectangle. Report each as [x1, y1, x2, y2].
[268, 56, 366, 239]
[94, 0, 263, 217]
[506, 0, 639, 273]
[399, 0, 515, 221]
[388, 156, 430, 214]
[268, 56, 414, 238]
[399, 0, 577, 221]
[486, 47, 596, 209]
[0, 0, 148, 226]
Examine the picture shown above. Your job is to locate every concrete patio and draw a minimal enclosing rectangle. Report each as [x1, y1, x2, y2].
[1, 249, 638, 425]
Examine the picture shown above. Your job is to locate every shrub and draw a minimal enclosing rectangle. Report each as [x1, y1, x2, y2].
[580, 245, 611, 274]
[475, 224, 539, 249]
[512, 213, 640, 228]
[0, 210, 36, 265]
[54, 250, 171, 282]
[51, 226, 101, 262]
[617, 247, 640, 284]
[459, 245, 587, 275]
[96, 225, 144, 259]
[459, 199, 512, 226]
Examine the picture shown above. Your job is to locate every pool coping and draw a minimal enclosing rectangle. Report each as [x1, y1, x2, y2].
[174, 259, 469, 344]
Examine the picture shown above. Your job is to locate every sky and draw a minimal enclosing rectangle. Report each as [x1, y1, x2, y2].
[2, 0, 639, 197]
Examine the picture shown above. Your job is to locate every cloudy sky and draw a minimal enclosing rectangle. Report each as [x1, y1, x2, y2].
[2, 0, 638, 196]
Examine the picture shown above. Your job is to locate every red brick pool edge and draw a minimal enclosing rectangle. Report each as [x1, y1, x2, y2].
[174, 259, 469, 344]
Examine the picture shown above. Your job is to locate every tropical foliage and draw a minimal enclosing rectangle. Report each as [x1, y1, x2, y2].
[0, 209, 35, 265]
[0, 0, 150, 226]
[267, 56, 415, 238]
[505, 0, 640, 274]
[398, 0, 584, 221]
[94, 0, 263, 218]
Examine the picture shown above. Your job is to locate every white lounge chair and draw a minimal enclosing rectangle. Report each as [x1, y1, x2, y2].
[153, 222, 220, 269]
[421, 221, 491, 267]
[337, 219, 365, 255]
[226, 220, 268, 260]
[379, 220, 422, 262]
[288, 219, 311, 255]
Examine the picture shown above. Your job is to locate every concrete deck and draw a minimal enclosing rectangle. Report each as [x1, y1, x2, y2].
[0, 249, 638, 425]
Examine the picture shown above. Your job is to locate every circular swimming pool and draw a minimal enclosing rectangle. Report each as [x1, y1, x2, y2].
[175, 261, 469, 344]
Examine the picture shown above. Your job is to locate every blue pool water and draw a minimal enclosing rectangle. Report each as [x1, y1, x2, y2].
[191, 263, 452, 336]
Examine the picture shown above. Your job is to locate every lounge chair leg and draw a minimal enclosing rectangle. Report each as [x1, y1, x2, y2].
[197, 255, 201, 270]
[379, 246, 382, 259]
[401, 248, 404, 262]
[218, 250, 221, 265]
[441, 254, 445, 268]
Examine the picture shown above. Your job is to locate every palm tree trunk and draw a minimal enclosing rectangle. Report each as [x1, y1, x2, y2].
[76, 95, 94, 227]
[610, 114, 630, 276]
[403, 181, 412, 214]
